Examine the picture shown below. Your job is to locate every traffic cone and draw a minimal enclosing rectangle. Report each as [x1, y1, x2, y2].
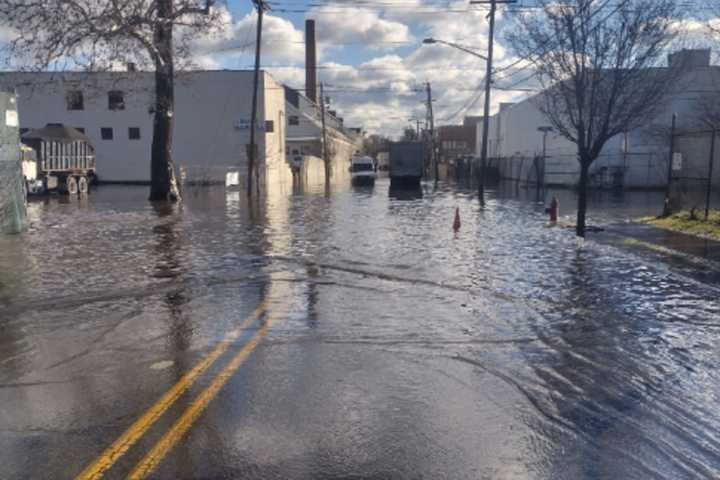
[453, 207, 461, 232]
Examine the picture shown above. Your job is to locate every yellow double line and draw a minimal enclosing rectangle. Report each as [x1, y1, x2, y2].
[76, 302, 274, 480]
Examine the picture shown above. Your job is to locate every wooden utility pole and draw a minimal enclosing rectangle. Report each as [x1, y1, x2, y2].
[426, 82, 437, 182]
[248, 0, 268, 196]
[470, 0, 516, 206]
[320, 82, 329, 184]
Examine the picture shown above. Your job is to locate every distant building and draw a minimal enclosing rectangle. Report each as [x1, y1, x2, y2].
[479, 49, 720, 190]
[0, 69, 288, 186]
[437, 124, 476, 164]
[284, 86, 360, 164]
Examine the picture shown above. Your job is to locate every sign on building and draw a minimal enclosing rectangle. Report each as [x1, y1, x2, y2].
[672, 152, 683, 171]
[235, 119, 268, 131]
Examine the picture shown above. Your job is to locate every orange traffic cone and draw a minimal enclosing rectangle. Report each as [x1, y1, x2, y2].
[453, 207, 461, 232]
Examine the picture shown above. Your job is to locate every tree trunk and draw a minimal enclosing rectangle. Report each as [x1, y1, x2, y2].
[576, 159, 590, 237]
[149, 1, 181, 202]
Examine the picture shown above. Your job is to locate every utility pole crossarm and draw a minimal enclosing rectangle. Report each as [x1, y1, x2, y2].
[252, 0, 271, 11]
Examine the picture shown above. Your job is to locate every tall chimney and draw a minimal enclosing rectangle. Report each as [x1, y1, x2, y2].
[305, 19, 317, 104]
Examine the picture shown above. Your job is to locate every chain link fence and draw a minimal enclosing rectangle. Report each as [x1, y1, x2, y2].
[670, 130, 720, 215]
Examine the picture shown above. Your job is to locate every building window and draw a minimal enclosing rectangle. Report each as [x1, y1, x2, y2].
[108, 91, 125, 110]
[288, 115, 299, 126]
[66, 90, 84, 110]
[128, 127, 141, 140]
[101, 127, 114, 140]
[75, 127, 85, 134]
[265, 120, 274, 133]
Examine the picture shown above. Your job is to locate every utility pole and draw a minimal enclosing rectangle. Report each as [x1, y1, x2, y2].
[320, 82, 329, 185]
[662, 113, 677, 217]
[470, 0, 516, 206]
[247, 0, 268, 196]
[416, 119, 421, 139]
[706, 128, 716, 221]
[426, 82, 437, 182]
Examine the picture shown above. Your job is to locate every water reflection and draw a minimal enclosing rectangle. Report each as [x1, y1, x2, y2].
[389, 185, 423, 201]
[1, 179, 719, 479]
[150, 202, 193, 358]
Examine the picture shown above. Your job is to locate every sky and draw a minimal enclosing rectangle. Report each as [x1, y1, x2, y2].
[194, 0, 540, 137]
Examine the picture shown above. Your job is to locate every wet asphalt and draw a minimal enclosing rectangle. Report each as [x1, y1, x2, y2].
[1, 181, 720, 479]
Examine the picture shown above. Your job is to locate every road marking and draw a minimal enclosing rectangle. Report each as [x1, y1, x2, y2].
[127, 311, 280, 480]
[74, 302, 267, 480]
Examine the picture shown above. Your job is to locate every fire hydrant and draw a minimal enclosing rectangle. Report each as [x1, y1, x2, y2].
[546, 196, 559, 223]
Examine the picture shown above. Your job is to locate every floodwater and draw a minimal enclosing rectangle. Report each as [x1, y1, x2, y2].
[1, 180, 719, 479]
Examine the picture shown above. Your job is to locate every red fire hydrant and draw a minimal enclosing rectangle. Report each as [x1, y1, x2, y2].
[547, 196, 559, 223]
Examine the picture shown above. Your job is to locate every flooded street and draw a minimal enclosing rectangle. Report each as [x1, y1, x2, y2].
[1, 180, 720, 479]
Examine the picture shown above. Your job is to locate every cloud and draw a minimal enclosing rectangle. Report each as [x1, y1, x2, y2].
[193, 9, 304, 64]
[307, 6, 414, 52]
[0, 26, 15, 42]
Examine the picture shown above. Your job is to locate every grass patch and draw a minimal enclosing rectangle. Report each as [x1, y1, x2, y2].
[638, 210, 720, 241]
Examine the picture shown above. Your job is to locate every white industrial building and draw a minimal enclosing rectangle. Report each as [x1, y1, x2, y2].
[481, 49, 720, 190]
[284, 85, 360, 184]
[0, 70, 289, 186]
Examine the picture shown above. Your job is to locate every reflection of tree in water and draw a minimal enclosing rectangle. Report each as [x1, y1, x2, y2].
[305, 263, 319, 329]
[523, 251, 671, 478]
[151, 203, 192, 354]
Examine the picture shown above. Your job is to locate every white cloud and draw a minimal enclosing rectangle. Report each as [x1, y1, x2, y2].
[0, 26, 15, 42]
[307, 6, 414, 52]
[194, 9, 304, 64]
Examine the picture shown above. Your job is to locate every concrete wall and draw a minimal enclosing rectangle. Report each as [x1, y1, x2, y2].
[0, 71, 286, 185]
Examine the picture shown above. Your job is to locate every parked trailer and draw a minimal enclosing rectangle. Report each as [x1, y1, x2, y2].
[389, 141, 424, 187]
[21, 124, 96, 195]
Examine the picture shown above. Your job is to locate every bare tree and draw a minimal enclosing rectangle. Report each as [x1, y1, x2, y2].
[507, 0, 680, 236]
[0, 0, 222, 202]
[362, 134, 390, 158]
[402, 126, 418, 141]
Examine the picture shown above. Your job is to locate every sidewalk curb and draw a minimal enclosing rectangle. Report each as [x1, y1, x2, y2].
[601, 231, 720, 273]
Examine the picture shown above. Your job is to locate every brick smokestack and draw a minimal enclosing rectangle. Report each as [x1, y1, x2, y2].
[305, 19, 317, 104]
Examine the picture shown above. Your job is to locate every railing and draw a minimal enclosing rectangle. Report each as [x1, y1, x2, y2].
[40, 141, 96, 172]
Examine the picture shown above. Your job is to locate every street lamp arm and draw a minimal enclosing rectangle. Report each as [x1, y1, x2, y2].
[423, 38, 488, 61]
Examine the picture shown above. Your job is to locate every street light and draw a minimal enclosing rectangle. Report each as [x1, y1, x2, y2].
[422, 38, 488, 61]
